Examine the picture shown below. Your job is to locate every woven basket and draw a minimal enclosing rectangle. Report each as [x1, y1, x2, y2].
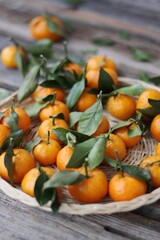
[0, 77, 160, 215]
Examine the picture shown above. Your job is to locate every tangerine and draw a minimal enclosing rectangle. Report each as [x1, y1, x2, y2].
[109, 172, 147, 201]
[0, 148, 35, 184]
[21, 167, 55, 197]
[68, 168, 108, 203]
[106, 93, 136, 120]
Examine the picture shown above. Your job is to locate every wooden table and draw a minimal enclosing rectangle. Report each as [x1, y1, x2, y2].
[0, 0, 160, 239]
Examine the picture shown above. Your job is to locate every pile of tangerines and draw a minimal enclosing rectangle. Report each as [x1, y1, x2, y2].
[0, 15, 160, 210]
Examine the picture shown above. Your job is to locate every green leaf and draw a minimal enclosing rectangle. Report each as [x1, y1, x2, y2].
[128, 125, 142, 138]
[88, 137, 106, 169]
[5, 105, 20, 133]
[34, 170, 55, 206]
[18, 64, 41, 102]
[24, 137, 42, 152]
[98, 68, 115, 93]
[123, 165, 151, 182]
[120, 30, 130, 40]
[138, 99, 160, 118]
[63, 0, 85, 8]
[43, 170, 86, 189]
[78, 98, 103, 135]
[27, 39, 54, 57]
[111, 119, 131, 132]
[103, 157, 117, 167]
[16, 50, 28, 77]
[150, 76, 160, 84]
[4, 139, 14, 185]
[131, 48, 153, 62]
[45, 15, 64, 37]
[69, 111, 82, 128]
[25, 101, 49, 117]
[139, 72, 151, 83]
[66, 79, 85, 109]
[92, 38, 116, 46]
[0, 112, 4, 120]
[1, 130, 23, 152]
[115, 84, 145, 96]
[82, 48, 98, 55]
[53, 128, 90, 144]
[50, 190, 60, 213]
[67, 138, 97, 168]
[0, 91, 11, 102]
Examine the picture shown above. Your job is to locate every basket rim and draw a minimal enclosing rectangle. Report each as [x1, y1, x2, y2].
[0, 76, 160, 215]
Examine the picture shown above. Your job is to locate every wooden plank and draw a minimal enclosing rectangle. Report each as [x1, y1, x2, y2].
[0, 0, 159, 41]
[0, 190, 129, 240]
[82, 212, 160, 240]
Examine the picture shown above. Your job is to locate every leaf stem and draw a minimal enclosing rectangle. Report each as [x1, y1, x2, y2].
[46, 131, 50, 145]
[84, 158, 89, 179]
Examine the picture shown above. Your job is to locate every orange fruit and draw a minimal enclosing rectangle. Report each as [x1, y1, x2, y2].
[105, 133, 126, 161]
[1, 45, 25, 68]
[0, 149, 35, 184]
[113, 123, 141, 148]
[29, 16, 64, 41]
[1, 107, 31, 132]
[140, 156, 160, 188]
[56, 145, 74, 171]
[39, 100, 70, 122]
[38, 118, 69, 144]
[33, 139, 61, 166]
[86, 68, 118, 90]
[21, 167, 55, 197]
[0, 124, 10, 147]
[32, 86, 65, 102]
[92, 115, 110, 137]
[155, 143, 160, 156]
[150, 114, 160, 142]
[109, 172, 147, 201]
[136, 89, 160, 120]
[68, 168, 108, 203]
[86, 55, 117, 72]
[63, 62, 82, 75]
[106, 93, 136, 120]
[76, 89, 97, 112]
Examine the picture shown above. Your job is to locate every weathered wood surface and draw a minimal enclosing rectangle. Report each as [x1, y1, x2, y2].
[0, 0, 160, 239]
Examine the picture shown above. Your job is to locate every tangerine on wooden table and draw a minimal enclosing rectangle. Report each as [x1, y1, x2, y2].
[105, 133, 126, 161]
[0, 45, 25, 68]
[86, 55, 117, 72]
[109, 172, 147, 201]
[86, 68, 118, 90]
[1, 107, 31, 132]
[63, 62, 83, 75]
[113, 123, 141, 148]
[21, 167, 55, 197]
[68, 168, 108, 203]
[0, 124, 10, 148]
[0, 149, 35, 184]
[29, 16, 64, 41]
[106, 93, 136, 120]
[33, 138, 61, 166]
[32, 86, 65, 102]
[38, 118, 69, 144]
[140, 155, 160, 188]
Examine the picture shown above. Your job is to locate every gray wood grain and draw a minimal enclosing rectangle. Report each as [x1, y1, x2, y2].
[0, 190, 129, 240]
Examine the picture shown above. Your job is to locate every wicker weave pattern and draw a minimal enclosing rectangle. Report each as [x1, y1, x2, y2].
[0, 77, 159, 215]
